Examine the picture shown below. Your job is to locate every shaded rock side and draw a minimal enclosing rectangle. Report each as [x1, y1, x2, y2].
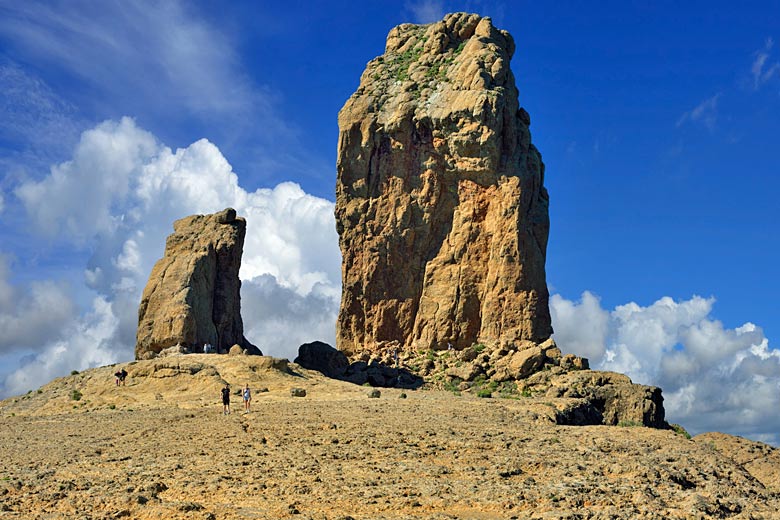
[135, 208, 260, 359]
[294, 341, 350, 379]
[336, 13, 552, 358]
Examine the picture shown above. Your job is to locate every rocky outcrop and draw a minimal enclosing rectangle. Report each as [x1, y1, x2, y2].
[336, 13, 551, 358]
[294, 341, 350, 379]
[135, 208, 260, 359]
[539, 370, 666, 428]
[294, 342, 423, 389]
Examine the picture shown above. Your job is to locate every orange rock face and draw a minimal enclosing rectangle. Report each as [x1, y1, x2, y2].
[336, 13, 552, 357]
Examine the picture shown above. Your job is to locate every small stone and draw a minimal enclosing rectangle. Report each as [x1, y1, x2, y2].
[290, 388, 307, 398]
[368, 389, 381, 398]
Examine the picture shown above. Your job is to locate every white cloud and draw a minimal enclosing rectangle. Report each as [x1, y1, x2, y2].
[0, 191, 4, 213]
[676, 93, 721, 130]
[1, 118, 340, 397]
[0, 1, 256, 119]
[2, 296, 122, 396]
[242, 275, 339, 361]
[752, 37, 780, 89]
[0, 254, 76, 353]
[406, 0, 445, 23]
[551, 292, 780, 444]
[549, 291, 608, 361]
[0, 59, 81, 158]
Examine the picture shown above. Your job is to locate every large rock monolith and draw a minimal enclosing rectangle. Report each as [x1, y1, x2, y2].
[336, 13, 552, 358]
[135, 208, 260, 359]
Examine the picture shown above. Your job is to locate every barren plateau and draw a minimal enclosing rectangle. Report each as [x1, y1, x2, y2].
[1, 355, 779, 519]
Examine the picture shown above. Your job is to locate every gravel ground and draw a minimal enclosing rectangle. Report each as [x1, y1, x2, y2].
[1, 356, 778, 519]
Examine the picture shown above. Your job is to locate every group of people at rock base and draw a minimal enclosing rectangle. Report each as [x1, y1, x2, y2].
[114, 369, 128, 386]
[222, 384, 251, 414]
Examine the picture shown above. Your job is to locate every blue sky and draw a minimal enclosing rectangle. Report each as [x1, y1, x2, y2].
[0, 1, 778, 443]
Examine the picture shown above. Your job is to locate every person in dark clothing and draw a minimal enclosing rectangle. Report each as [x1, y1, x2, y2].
[221, 384, 231, 414]
[119, 369, 127, 386]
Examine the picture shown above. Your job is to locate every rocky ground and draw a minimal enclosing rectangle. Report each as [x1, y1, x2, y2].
[1, 355, 779, 519]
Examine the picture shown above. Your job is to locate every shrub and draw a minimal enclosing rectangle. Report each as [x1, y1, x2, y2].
[70, 389, 82, 401]
[70, 370, 79, 375]
[476, 388, 493, 398]
[497, 381, 518, 398]
[108, 404, 116, 410]
[671, 423, 692, 439]
[617, 420, 643, 427]
[443, 377, 462, 394]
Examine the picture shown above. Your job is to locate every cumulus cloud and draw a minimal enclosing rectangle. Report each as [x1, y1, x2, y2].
[0, 254, 76, 353]
[751, 37, 780, 89]
[549, 291, 608, 361]
[2, 296, 122, 397]
[242, 275, 339, 361]
[1, 117, 340, 397]
[676, 93, 721, 130]
[551, 292, 780, 444]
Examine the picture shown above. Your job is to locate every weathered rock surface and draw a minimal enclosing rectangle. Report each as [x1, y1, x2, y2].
[1, 360, 778, 519]
[135, 208, 260, 359]
[336, 13, 551, 358]
[694, 431, 780, 493]
[538, 370, 666, 428]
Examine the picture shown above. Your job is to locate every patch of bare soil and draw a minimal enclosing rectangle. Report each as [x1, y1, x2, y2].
[1, 355, 778, 519]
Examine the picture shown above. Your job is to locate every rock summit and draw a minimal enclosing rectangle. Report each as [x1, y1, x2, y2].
[336, 13, 551, 358]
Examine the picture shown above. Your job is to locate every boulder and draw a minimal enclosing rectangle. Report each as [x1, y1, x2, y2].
[560, 354, 589, 371]
[294, 341, 349, 378]
[446, 362, 483, 382]
[135, 208, 261, 359]
[290, 388, 307, 398]
[545, 371, 666, 428]
[335, 13, 552, 359]
[228, 344, 244, 356]
[158, 344, 189, 358]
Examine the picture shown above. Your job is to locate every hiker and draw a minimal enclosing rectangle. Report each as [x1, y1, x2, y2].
[119, 368, 128, 386]
[203, 342, 213, 354]
[221, 384, 231, 414]
[243, 384, 251, 413]
[114, 370, 121, 386]
[393, 349, 399, 368]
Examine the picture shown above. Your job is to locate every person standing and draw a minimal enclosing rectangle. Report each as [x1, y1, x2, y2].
[243, 384, 251, 413]
[221, 384, 231, 415]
